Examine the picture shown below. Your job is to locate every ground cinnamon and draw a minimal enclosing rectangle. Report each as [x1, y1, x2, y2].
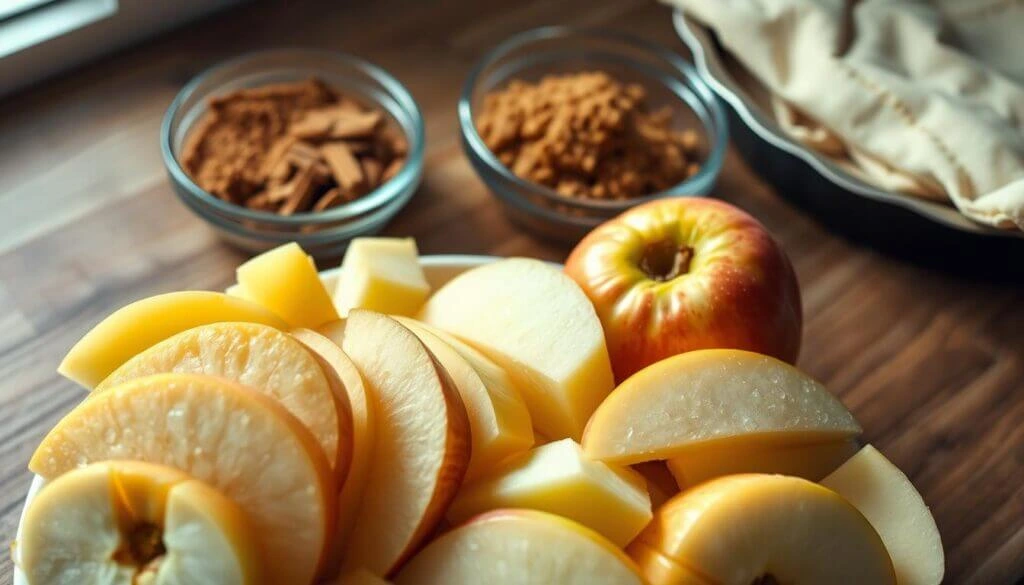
[476, 71, 701, 200]
[181, 78, 406, 215]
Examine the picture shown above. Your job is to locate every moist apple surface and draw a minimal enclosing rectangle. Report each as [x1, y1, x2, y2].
[30, 373, 336, 585]
[564, 196, 801, 381]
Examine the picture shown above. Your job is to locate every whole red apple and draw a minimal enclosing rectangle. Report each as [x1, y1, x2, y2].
[564, 197, 801, 382]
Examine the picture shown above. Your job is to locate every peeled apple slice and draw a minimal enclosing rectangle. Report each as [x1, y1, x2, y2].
[394, 316, 534, 480]
[30, 373, 336, 585]
[447, 438, 652, 547]
[291, 327, 376, 574]
[628, 474, 896, 585]
[95, 322, 352, 481]
[19, 461, 262, 585]
[583, 349, 861, 465]
[395, 509, 646, 585]
[822, 445, 945, 585]
[667, 439, 858, 487]
[236, 242, 339, 328]
[339, 310, 471, 576]
[333, 237, 431, 317]
[418, 258, 614, 441]
[58, 291, 287, 388]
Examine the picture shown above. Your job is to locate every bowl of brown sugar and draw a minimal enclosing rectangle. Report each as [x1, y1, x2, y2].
[162, 49, 424, 257]
[459, 27, 727, 242]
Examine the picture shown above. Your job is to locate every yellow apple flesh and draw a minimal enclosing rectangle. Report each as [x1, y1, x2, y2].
[667, 438, 858, 487]
[30, 373, 336, 585]
[235, 242, 339, 328]
[447, 438, 652, 547]
[629, 474, 896, 584]
[20, 461, 262, 585]
[564, 197, 801, 381]
[582, 349, 860, 465]
[334, 237, 431, 317]
[95, 322, 352, 482]
[395, 316, 534, 480]
[395, 509, 646, 585]
[418, 257, 614, 441]
[339, 310, 471, 576]
[58, 290, 286, 388]
[822, 445, 944, 585]
[290, 327, 376, 574]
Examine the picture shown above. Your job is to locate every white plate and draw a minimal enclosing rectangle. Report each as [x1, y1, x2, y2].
[13, 254, 501, 585]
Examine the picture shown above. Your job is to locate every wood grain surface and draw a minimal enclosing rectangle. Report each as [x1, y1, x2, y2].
[1, 1, 1022, 583]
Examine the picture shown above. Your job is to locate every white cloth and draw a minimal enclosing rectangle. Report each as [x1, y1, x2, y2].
[668, 0, 1024, 230]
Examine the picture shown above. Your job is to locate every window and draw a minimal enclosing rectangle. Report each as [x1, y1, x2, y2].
[0, 0, 117, 59]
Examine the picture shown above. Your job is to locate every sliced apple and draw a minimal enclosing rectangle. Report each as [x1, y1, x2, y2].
[236, 242, 339, 328]
[418, 258, 614, 441]
[822, 445, 944, 585]
[58, 291, 287, 389]
[629, 474, 895, 584]
[30, 373, 335, 585]
[225, 283, 250, 299]
[338, 310, 471, 576]
[447, 438, 651, 547]
[667, 439, 858, 488]
[334, 237, 431, 317]
[290, 327, 376, 575]
[394, 316, 533, 480]
[627, 542, 709, 585]
[582, 349, 861, 465]
[20, 460, 262, 585]
[395, 509, 646, 585]
[95, 322, 352, 482]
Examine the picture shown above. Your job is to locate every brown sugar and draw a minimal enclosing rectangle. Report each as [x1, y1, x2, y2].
[180, 78, 407, 214]
[475, 71, 702, 200]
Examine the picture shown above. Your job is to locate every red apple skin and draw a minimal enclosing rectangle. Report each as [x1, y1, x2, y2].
[564, 197, 801, 382]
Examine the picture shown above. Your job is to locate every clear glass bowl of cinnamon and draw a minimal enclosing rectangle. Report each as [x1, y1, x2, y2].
[162, 49, 424, 258]
[459, 27, 727, 242]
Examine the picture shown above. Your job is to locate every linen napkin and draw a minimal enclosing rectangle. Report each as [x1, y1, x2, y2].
[668, 0, 1024, 231]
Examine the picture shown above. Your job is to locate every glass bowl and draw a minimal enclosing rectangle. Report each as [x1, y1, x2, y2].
[459, 27, 728, 242]
[161, 48, 425, 258]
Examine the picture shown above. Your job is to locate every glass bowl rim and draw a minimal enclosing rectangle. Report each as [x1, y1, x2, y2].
[160, 47, 426, 227]
[458, 25, 728, 212]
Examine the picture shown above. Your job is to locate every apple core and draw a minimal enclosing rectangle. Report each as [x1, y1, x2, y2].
[639, 239, 693, 282]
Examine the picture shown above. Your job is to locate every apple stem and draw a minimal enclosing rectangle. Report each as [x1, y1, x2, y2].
[639, 241, 694, 282]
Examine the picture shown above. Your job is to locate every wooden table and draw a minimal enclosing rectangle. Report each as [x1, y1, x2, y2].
[1, 1, 1021, 582]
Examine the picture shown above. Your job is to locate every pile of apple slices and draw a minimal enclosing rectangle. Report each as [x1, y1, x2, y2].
[20, 235, 942, 585]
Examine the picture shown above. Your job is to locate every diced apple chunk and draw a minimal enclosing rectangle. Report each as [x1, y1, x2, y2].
[822, 445, 944, 585]
[334, 238, 431, 317]
[583, 349, 861, 465]
[236, 242, 339, 328]
[448, 439, 652, 547]
[418, 258, 614, 441]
